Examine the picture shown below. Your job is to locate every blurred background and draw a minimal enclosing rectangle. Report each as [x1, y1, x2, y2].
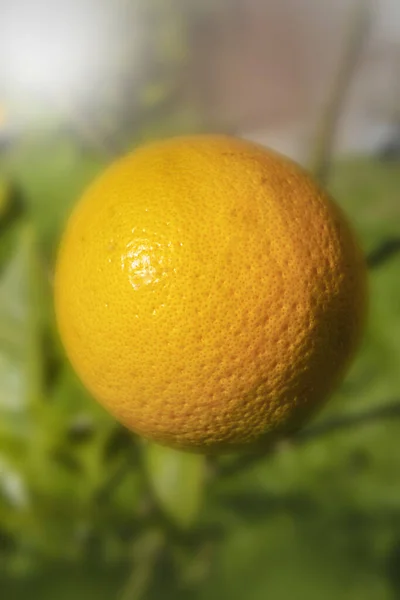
[1, 0, 400, 598]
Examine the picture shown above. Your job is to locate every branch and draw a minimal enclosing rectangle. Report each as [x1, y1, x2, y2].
[310, 0, 372, 185]
[119, 531, 165, 600]
[220, 398, 400, 477]
[295, 399, 400, 442]
[367, 237, 400, 269]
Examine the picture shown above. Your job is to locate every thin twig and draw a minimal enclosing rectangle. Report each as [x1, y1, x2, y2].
[119, 531, 165, 600]
[295, 398, 400, 442]
[220, 399, 400, 477]
[310, 0, 372, 185]
[366, 237, 400, 268]
[94, 435, 140, 504]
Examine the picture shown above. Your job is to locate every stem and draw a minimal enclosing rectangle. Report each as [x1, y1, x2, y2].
[366, 237, 400, 269]
[25, 224, 45, 407]
[310, 0, 372, 185]
[220, 398, 400, 478]
[119, 531, 165, 600]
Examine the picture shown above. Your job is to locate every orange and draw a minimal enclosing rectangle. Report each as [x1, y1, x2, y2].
[54, 135, 367, 453]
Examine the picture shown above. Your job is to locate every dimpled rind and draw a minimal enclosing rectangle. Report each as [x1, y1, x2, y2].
[54, 135, 368, 453]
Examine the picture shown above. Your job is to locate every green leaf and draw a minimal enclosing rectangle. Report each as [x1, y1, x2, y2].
[0, 224, 52, 497]
[5, 136, 102, 258]
[0, 226, 36, 419]
[143, 442, 205, 529]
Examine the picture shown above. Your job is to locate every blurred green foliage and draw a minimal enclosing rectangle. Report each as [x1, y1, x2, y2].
[0, 3, 399, 594]
[0, 127, 399, 600]
[1, 0, 400, 596]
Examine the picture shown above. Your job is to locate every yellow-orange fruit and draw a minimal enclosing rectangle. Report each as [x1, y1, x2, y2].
[54, 135, 367, 453]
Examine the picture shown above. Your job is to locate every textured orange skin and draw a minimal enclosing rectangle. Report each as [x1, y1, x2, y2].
[54, 135, 367, 453]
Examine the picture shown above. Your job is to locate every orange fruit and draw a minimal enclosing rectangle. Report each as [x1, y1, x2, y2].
[54, 135, 367, 453]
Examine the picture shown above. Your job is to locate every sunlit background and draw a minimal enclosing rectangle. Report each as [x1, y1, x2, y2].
[1, 0, 400, 598]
